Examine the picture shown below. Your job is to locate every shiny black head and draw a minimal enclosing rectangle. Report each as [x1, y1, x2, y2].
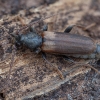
[15, 32, 42, 50]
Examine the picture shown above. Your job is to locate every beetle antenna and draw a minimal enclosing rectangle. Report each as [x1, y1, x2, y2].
[18, 13, 58, 33]
[44, 58, 64, 79]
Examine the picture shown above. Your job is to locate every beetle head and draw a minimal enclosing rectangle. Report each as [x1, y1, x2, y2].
[15, 32, 42, 50]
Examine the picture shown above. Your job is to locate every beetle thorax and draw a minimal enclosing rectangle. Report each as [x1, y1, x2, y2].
[20, 32, 42, 50]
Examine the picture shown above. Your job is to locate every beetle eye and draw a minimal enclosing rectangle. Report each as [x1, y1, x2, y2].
[15, 41, 22, 48]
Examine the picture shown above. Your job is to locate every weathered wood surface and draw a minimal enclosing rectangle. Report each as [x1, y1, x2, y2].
[0, 0, 100, 100]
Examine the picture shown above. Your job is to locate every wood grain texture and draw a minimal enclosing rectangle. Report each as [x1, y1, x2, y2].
[0, 0, 99, 100]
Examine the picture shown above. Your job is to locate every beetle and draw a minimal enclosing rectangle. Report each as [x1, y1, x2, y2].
[12, 25, 100, 59]
[7, 14, 100, 80]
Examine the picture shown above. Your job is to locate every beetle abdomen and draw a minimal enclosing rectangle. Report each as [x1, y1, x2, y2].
[41, 31, 96, 55]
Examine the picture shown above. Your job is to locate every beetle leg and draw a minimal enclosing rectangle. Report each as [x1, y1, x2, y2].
[41, 52, 47, 59]
[63, 55, 75, 63]
[42, 52, 64, 79]
[34, 48, 41, 54]
[64, 25, 74, 33]
[42, 24, 48, 31]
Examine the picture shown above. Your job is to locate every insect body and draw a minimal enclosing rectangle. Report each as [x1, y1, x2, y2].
[14, 27, 100, 59]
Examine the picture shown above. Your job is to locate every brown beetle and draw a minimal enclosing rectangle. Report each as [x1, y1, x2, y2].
[14, 24, 100, 77]
[14, 25, 100, 60]
[8, 15, 100, 81]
